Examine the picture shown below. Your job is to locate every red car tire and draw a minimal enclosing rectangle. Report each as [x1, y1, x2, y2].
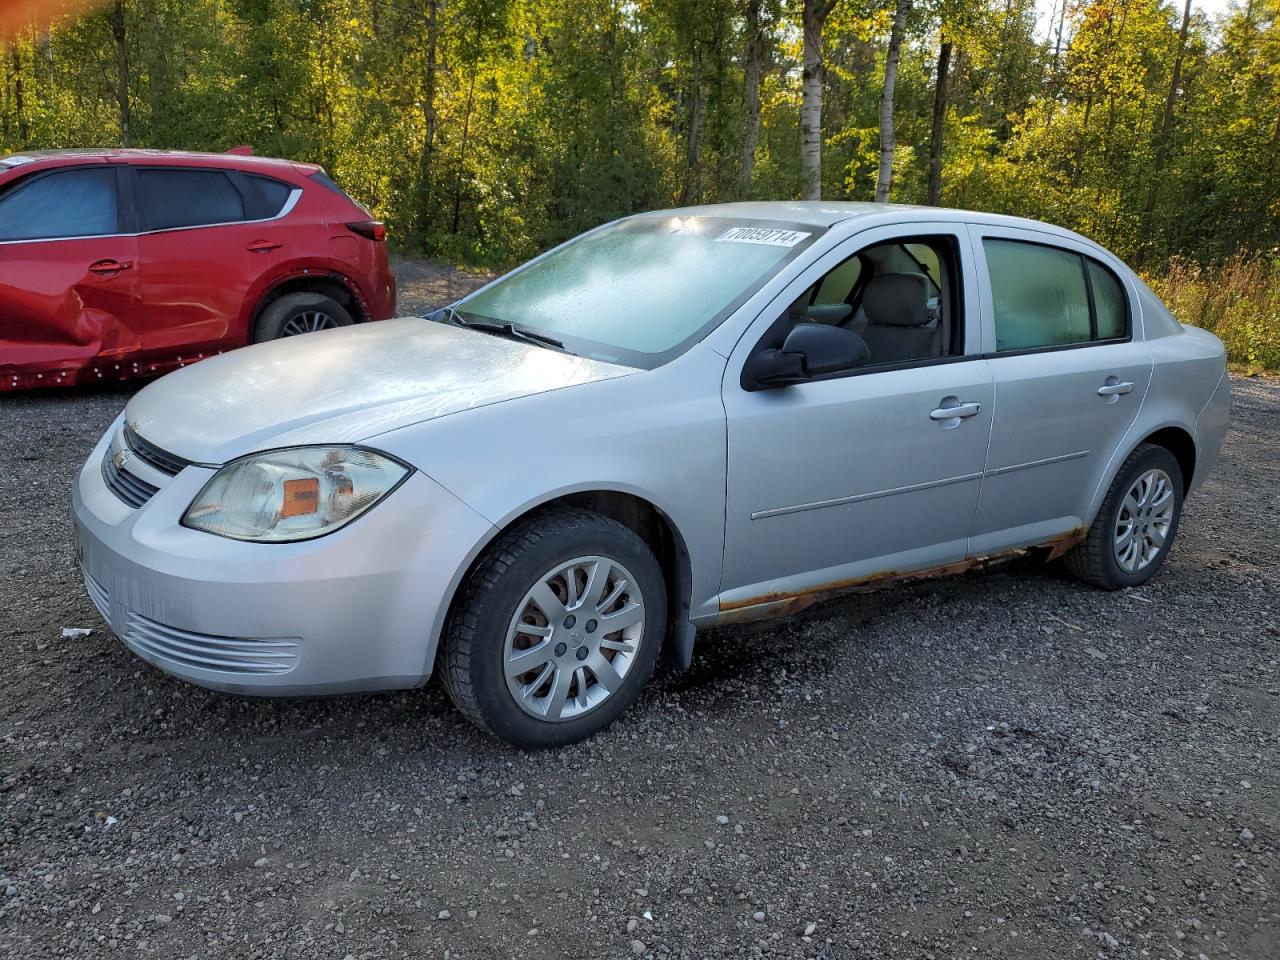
[253, 292, 354, 342]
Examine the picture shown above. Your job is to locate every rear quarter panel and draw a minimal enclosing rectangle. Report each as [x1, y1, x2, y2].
[1090, 295, 1227, 515]
[234, 177, 390, 330]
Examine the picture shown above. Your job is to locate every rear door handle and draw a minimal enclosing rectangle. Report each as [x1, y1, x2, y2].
[247, 239, 283, 253]
[88, 259, 132, 276]
[930, 401, 982, 421]
[1097, 378, 1134, 397]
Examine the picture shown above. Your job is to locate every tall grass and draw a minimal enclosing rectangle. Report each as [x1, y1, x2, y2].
[1150, 253, 1280, 372]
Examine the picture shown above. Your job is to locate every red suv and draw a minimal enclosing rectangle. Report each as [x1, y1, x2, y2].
[0, 149, 395, 391]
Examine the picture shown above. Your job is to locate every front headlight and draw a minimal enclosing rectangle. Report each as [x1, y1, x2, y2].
[182, 446, 410, 542]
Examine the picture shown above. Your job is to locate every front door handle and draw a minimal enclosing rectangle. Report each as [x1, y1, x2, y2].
[88, 259, 132, 276]
[246, 239, 283, 253]
[1097, 378, 1134, 397]
[930, 401, 982, 421]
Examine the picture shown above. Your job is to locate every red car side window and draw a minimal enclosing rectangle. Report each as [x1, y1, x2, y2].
[0, 168, 118, 241]
[137, 168, 244, 231]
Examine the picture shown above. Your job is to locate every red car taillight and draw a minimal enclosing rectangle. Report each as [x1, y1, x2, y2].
[346, 220, 387, 242]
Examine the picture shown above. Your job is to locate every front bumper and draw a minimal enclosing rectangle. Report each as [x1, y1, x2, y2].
[72, 421, 494, 695]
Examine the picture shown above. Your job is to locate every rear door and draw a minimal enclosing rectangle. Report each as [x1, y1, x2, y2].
[967, 224, 1153, 554]
[0, 164, 141, 386]
[129, 165, 267, 354]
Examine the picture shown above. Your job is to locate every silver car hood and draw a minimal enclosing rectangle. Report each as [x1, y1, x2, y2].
[125, 318, 635, 464]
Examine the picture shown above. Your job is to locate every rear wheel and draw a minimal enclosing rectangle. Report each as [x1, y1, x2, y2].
[1063, 443, 1183, 589]
[253, 292, 353, 342]
[440, 509, 666, 748]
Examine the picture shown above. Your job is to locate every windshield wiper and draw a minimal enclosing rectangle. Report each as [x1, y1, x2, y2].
[429, 306, 565, 352]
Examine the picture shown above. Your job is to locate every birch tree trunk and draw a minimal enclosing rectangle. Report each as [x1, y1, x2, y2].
[800, 0, 834, 200]
[926, 38, 952, 206]
[875, 0, 911, 202]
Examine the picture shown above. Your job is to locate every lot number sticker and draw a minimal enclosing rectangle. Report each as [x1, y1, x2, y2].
[716, 226, 811, 247]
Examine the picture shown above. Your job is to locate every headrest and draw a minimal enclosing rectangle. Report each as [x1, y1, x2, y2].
[862, 273, 931, 327]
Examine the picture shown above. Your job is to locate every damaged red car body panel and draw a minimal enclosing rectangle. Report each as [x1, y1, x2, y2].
[0, 149, 396, 391]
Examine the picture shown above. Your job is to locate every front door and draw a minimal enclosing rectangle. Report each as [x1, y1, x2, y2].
[0, 164, 141, 387]
[719, 223, 993, 615]
[967, 226, 1154, 555]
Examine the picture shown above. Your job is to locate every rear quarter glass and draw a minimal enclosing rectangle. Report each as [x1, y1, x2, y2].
[241, 174, 293, 219]
[310, 170, 369, 214]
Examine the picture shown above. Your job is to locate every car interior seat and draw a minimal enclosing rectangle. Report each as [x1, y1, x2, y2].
[857, 272, 941, 363]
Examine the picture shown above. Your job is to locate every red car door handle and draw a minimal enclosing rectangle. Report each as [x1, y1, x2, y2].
[88, 259, 133, 276]
[247, 240, 283, 253]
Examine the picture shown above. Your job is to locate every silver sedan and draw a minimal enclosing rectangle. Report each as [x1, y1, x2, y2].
[72, 202, 1230, 747]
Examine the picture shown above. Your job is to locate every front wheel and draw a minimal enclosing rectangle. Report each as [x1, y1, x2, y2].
[1063, 443, 1184, 589]
[440, 509, 666, 748]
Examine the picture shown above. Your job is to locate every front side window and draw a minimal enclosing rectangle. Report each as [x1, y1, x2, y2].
[985, 239, 1129, 351]
[768, 234, 962, 369]
[813, 256, 862, 305]
[453, 217, 818, 366]
[0, 168, 118, 241]
[137, 168, 245, 231]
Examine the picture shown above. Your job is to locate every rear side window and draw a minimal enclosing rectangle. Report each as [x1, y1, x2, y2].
[242, 174, 293, 219]
[0, 168, 118, 241]
[137, 168, 244, 230]
[984, 239, 1128, 351]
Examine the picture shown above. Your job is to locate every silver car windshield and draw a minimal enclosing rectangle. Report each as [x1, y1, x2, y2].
[454, 216, 820, 368]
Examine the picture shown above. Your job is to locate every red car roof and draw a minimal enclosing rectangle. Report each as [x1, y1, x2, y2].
[0, 148, 321, 178]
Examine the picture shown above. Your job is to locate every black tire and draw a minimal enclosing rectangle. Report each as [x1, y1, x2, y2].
[1063, 443, 1184, 590]
[252, 292, 353, 342]
[440, 508, 667, 748]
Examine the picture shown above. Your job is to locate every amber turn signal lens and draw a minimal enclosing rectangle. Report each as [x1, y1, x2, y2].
[281, 477, 320, 518]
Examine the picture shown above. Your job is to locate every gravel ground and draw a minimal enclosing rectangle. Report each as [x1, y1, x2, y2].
[1, 264, 1277, 959]
[391, 255, 492, 315]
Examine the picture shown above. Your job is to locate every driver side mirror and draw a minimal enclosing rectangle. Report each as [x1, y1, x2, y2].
[743, 322, 870, 390]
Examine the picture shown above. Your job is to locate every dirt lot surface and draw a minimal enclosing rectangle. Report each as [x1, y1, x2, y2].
[391, 255, 492, 315]
[1, 264, 1277, 959]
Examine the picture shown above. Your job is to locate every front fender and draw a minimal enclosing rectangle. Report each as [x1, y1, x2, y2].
[370, 347, 730, 637]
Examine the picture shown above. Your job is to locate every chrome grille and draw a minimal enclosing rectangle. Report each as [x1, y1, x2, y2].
[82, 569, 110, 622]
[123, 612, 300, 676]
[101, 451, 159, 508]
[123, 424, 189, 476]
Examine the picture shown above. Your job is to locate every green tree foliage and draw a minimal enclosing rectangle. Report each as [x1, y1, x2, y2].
[1, 0, 1278, 272]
